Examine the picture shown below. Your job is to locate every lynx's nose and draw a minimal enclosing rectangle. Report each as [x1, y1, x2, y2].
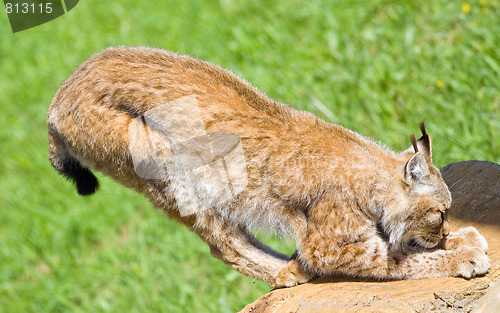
[442, 219, 450, 237]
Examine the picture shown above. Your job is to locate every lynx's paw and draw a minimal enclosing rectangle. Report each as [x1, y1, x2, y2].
[443, 227, 488, 252]
[451, 246, 490, 279]
[274, 259, 312, 288]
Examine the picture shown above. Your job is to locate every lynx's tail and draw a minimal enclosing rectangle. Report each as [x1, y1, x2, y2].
[48, 124, 99, 196]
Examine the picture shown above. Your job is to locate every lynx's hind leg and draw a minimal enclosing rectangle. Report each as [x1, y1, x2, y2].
[168, 209, 306, 287]
[276, 255, 313, 288]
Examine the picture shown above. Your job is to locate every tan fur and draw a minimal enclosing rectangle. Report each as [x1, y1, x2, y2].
[47, 47, 489, 287]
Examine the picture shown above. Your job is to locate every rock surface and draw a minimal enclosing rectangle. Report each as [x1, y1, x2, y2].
[240, 161, 500, 313]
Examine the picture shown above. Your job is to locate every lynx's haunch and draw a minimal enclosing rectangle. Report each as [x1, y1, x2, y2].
[48, 47, 489, 287]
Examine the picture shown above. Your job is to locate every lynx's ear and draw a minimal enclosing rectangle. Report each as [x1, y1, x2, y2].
[403, 153, 430, 186]
[404, 121, 433, 162]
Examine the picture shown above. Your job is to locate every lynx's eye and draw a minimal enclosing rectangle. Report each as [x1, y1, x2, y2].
[426, 208, 442, 227]
[407, 208, 446, 249]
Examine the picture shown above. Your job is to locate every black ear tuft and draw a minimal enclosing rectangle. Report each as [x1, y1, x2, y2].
[417, 120, 431, 159]
[419, 120, 427, 136]
[409, 134, 418, 153]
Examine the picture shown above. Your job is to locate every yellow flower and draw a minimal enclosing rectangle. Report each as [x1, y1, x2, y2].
[436, 80, 444, 88]
[462, 2, 471, 13]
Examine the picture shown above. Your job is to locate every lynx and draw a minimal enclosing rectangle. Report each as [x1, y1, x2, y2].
[47, 47, 489, 287]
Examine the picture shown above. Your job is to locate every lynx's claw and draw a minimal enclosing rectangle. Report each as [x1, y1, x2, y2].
[452, 246, 490, 279]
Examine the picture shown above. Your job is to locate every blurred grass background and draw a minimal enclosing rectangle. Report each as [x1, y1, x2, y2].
[0, 0, 498, 312]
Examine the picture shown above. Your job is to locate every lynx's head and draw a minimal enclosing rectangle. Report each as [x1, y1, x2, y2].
[383, 122, 451, 251]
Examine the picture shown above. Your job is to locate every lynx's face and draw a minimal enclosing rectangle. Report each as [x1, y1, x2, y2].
[406, 187, 451, 249]
[385, 163, 452, 251]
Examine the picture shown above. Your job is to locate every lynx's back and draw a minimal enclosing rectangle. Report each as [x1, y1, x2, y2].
[48, 46, 385, 231]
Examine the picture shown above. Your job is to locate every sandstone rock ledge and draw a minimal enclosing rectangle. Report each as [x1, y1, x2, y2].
[240, 161, 500, 313]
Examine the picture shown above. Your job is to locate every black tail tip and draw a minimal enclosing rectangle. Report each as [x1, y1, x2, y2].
[75, 168, 100, 196]
[57, 158, 100, 196]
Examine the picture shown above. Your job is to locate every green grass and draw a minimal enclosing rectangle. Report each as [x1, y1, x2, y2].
[0, 0, 499, 312]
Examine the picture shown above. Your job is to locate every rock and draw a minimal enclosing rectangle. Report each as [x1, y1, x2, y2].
[441, 161, 500, 225]
[473, 279, 500, 313]
[240, 161, 500, 313]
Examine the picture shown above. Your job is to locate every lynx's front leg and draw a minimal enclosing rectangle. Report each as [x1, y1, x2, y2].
[402, 246, 490, 279]
[300, 225, 490, 280]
